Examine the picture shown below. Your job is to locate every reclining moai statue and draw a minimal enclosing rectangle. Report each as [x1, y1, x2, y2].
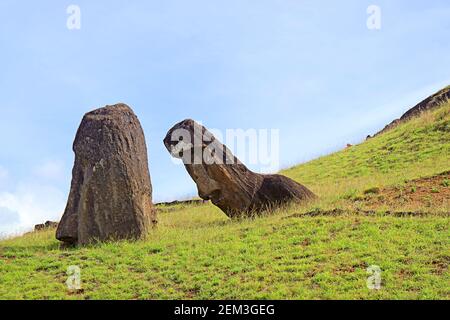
[163, 119, 316, 217]
[56, 104, 156, 245]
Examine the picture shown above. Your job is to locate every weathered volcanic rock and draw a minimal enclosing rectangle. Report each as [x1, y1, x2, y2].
[163, 119, 316, 217]
[372, 85, 450, 137]
[56, 104, 156, 245]
[35, 221, 58, 231]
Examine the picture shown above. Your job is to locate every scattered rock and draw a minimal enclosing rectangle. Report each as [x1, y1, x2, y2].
[35, 221, 58, 231]
[163, 119, 316, 217]
[155, 199, 209, 213]
[56, 103, 156, 245]
[156, 199, 209, 206]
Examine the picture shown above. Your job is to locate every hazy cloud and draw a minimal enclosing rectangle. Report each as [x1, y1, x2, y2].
[0, 179, 66, 237]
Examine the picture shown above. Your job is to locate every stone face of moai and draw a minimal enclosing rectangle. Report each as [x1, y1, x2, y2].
[164, 119, 316, 217]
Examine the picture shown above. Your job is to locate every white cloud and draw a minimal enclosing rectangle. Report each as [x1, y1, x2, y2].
[0, 182, 66, 237]
[0, 159, 69, 238]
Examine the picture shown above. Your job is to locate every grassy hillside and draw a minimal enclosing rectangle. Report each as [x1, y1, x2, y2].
[283, 101, 450, 213]
[0, 101, 449, 300]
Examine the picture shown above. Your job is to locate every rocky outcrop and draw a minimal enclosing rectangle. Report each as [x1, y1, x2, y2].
[163, 119, 316, 217]
[56, 104, 156, 245]
[373, 85, 450, 137]
[35, 221, 58, 231]
[155, 199, 209, 206]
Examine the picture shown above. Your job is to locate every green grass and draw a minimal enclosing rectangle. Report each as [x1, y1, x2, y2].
[1, 101, 449, 300]
[282, 101, 450, 211]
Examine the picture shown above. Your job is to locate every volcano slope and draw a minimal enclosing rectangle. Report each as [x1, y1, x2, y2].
[0, 99, 449, 300]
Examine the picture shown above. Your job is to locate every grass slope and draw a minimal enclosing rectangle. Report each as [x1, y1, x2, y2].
[0, 101, 449, 300]
[283, 101, 450, 209]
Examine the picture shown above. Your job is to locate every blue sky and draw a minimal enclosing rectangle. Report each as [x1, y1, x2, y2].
[0, 1, 449, 236]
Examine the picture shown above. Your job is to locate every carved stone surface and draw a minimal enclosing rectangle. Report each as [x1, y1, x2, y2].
[56, 104, 156, 245]
[163, 119, 316, 217]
